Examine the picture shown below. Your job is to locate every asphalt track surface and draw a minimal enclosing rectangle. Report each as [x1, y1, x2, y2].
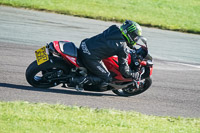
[0, 6, 200, 118]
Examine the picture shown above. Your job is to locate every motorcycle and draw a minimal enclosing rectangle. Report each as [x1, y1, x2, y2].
[26, 37, 153, 97]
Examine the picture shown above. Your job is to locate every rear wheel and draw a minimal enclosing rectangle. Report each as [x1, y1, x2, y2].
[26, 57, 69, 88]
[112, 77, 152, 97]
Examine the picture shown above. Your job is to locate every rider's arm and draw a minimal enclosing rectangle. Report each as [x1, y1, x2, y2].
[117, 42, 133, 78]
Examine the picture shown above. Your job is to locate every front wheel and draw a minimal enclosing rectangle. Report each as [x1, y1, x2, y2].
[26, 57, 69, 88]
[112, 77, 152, 97]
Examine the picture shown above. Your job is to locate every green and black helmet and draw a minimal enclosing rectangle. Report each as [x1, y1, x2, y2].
[120, 20, 142, 46]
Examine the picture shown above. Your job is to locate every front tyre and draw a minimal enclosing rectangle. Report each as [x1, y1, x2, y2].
[26, 57, 69, 88]
[112, 77, 152, 97]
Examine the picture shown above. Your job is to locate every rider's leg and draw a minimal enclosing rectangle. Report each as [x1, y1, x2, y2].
[71, 41, 112, 87]
[70, 59, 112, 86]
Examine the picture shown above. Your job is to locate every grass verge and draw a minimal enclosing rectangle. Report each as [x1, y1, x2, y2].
[0, 0, 200, 34]
[0, 101, 200, 133]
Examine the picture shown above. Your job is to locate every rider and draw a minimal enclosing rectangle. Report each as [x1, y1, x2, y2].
[70, 20, 142, 88]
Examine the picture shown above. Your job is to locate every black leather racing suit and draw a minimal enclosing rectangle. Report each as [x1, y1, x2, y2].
[79, 25, 133, 83]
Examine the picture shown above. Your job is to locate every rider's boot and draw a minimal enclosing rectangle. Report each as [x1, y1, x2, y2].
[70, 76, 102, 85]
[69, 76, 87, 91]
[69, 76, 108, 91]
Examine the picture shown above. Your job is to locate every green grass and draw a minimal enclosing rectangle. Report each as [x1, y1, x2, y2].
[0, 0, 200, 34]
[0, 101, 199, 133]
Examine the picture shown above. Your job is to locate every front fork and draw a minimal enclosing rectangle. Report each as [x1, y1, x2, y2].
[135, 67, 145, 89]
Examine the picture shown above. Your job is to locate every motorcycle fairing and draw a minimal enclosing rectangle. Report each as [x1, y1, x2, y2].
[103, 55, 132, 82]
[53, 41, 80, 67]
[53, 40, 152, 81]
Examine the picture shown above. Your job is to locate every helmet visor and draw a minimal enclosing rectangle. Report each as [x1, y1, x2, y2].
[134, 36, 140, 42]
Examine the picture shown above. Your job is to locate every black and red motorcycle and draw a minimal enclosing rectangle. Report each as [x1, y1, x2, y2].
[26, 37, 153, 96]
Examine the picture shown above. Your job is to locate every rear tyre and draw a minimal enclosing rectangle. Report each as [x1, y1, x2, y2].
[112, 77, 152, 97]
[26, 57, 69, 88]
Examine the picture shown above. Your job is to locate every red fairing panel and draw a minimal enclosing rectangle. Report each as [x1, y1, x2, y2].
[53, 41, 61, 53]
[140, 61, 147, 66]
[112, 54, 131, 65]
[53, 41, 80, 67]
[150, 67, 153, 76]
[103, 56, 132, 82]
[127, 54, 131, 65]
[64, 55, 79, 67]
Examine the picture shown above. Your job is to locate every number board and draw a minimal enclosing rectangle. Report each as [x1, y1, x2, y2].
[35, 46, 49, 65]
